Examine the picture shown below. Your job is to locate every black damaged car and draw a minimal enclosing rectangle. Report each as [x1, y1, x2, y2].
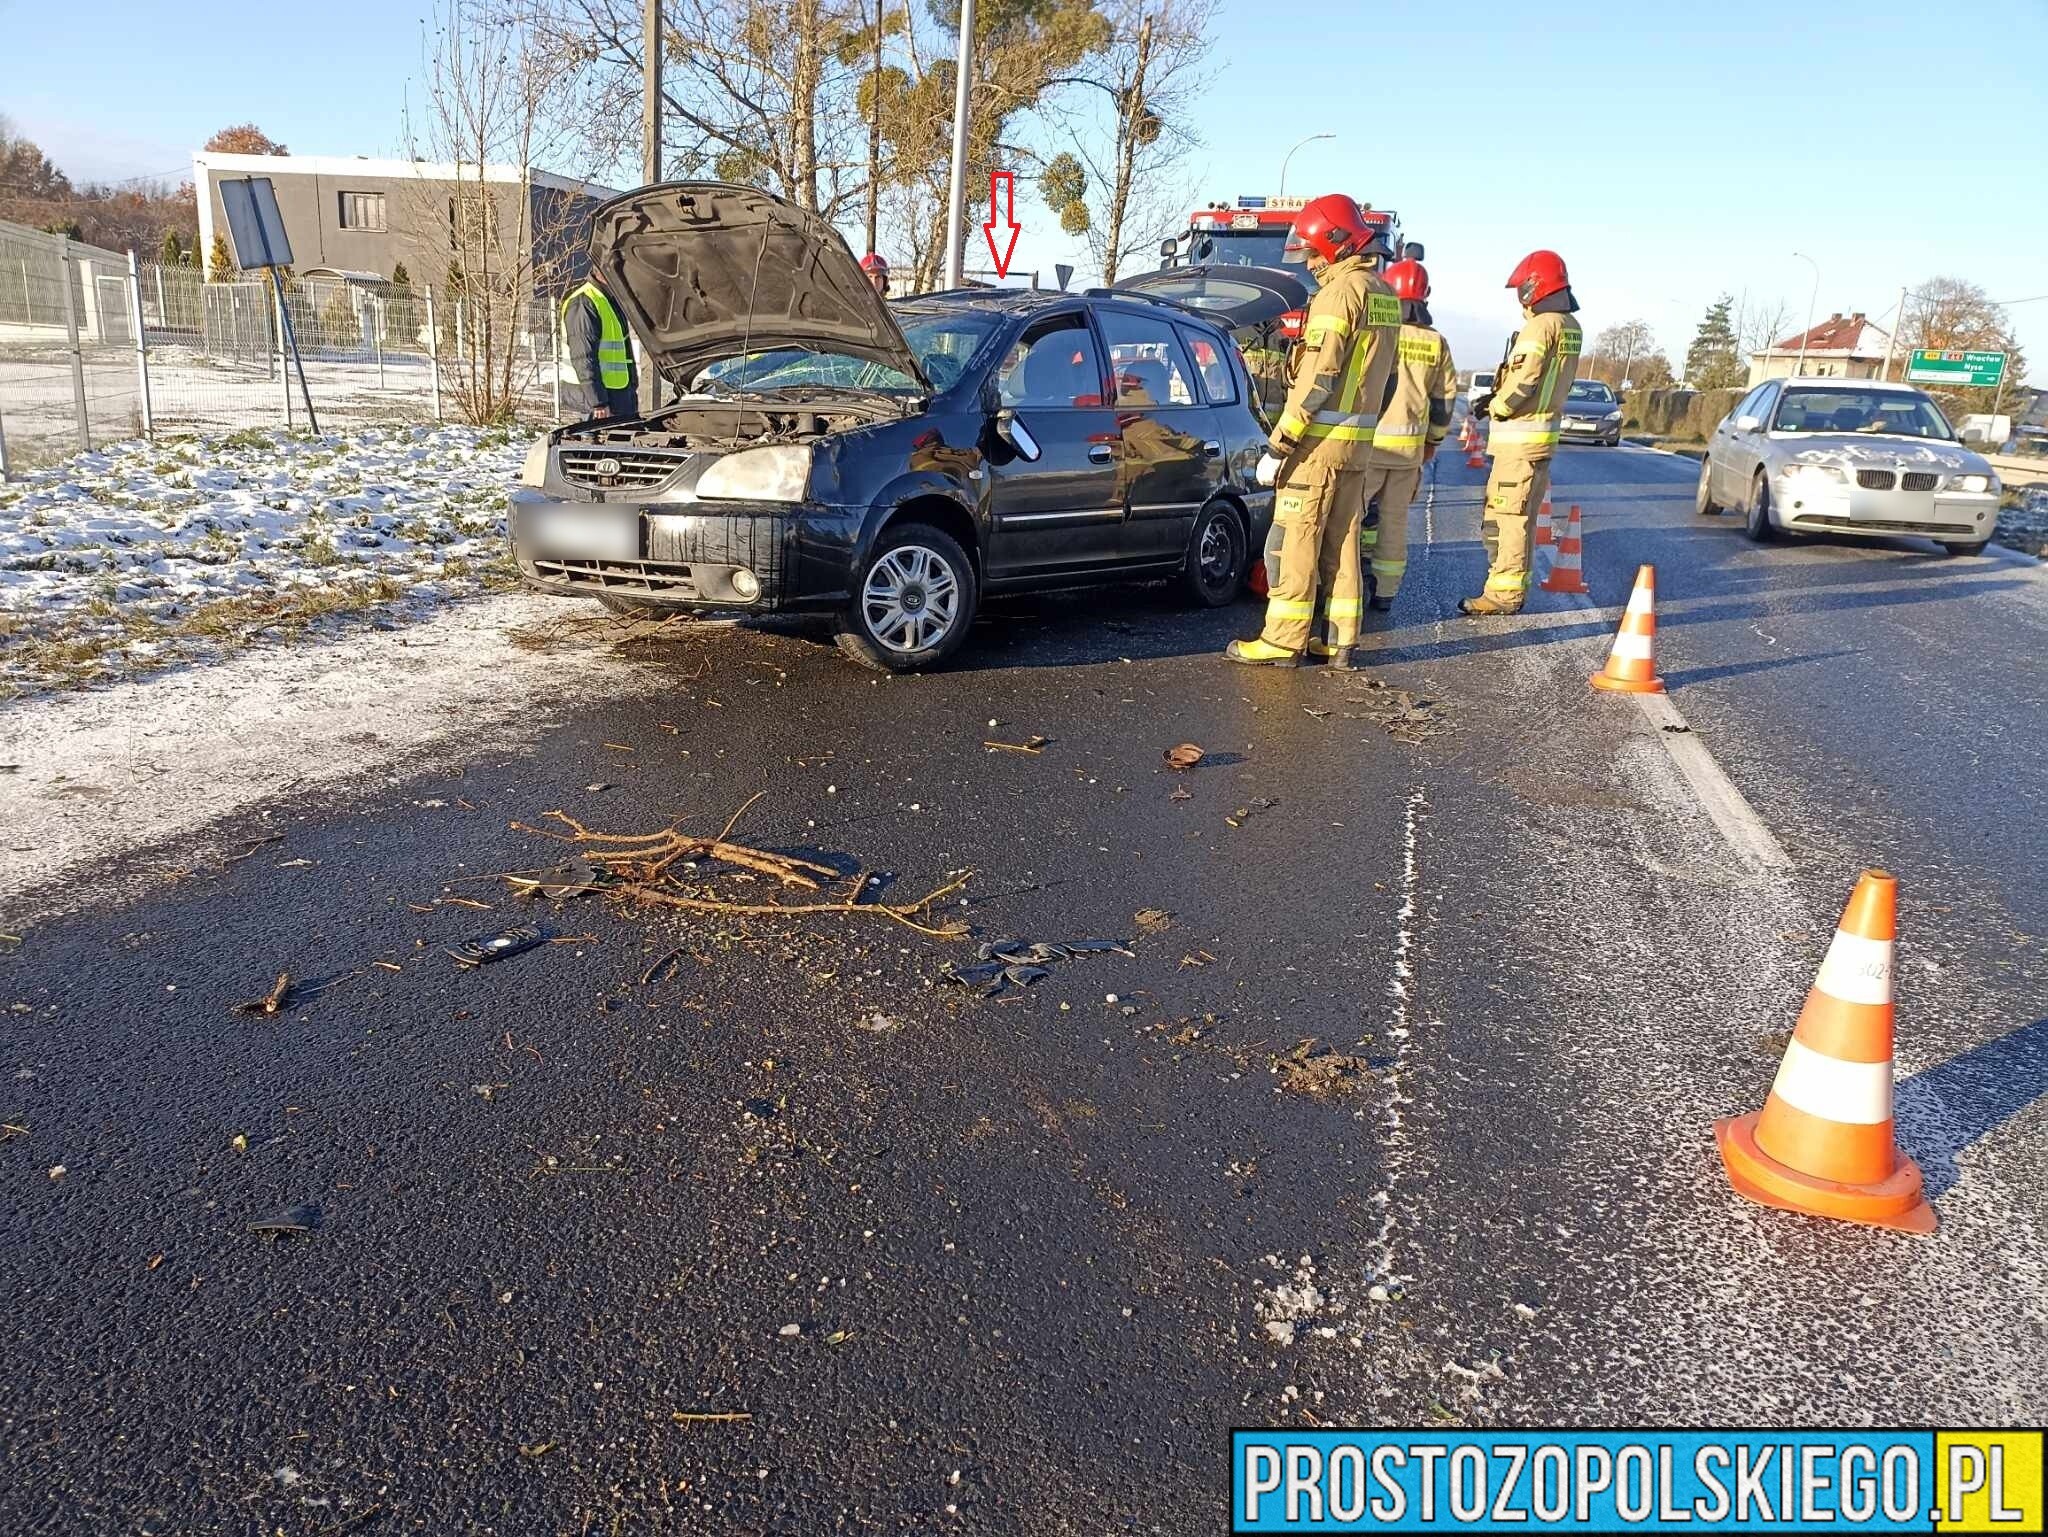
[511, 181, 1282, 670]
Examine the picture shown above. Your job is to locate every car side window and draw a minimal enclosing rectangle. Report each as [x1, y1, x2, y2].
[997, 319, 1106, 409]
[1729, 385, 1765, 426]
[1178, 324, 1238, 406]
[1752, 382, 1780, 427]
[1096, 310, 1199, 408]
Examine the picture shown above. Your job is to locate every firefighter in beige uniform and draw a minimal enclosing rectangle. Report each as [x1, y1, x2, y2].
[1357, 258, 1456, 612]
[1225, 194, 1399, 669]
[1462, 248, 1582, 615]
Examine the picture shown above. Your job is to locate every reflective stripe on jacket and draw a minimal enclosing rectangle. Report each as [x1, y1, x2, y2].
[563, 282, 632, 390]
[1369, 323, 1459, 467]
[1487, 311, 1582, 461]
[1274, 258, 1399, 473]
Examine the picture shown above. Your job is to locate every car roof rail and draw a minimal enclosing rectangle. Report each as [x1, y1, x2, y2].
[1082, 286, 1211, 323]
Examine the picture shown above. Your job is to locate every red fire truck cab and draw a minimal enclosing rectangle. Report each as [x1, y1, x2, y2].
[1159, 196, 1419, 281]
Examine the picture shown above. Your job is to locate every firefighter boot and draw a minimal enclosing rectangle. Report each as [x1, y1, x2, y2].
[1226, 637, 1302, 668]
[1459, 591, 1524, 616]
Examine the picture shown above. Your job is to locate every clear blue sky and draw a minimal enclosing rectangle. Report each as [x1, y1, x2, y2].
[6, 0, 2043, 383]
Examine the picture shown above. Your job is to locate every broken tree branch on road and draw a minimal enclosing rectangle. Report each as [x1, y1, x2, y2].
[508, 802, 973, 939]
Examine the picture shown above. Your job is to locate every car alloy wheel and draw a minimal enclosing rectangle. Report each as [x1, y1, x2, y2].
[1746, 472, 1776, 541]
[862, 542, 962, 655]
[1182, 502, 1244, 607]
[1694, 460, 1719, 516]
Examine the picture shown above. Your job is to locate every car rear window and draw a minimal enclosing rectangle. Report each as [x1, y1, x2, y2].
[1178, 325, 1238, 406]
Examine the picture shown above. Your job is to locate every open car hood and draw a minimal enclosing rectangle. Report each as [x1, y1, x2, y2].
[1111, 264, 1310, 329]
[586, 182, 930, 391]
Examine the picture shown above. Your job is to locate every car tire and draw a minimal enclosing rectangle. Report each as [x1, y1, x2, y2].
[833, 522, 977, 673]
[596, 593, 683, 619]
[1745, 472, 1777, 542]
[1180, 500, 1246, 607]
[1694, 459, 1720, 516]
[1939, 538, 1991, 558]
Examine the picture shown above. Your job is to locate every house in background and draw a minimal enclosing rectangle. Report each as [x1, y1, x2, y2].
[1747, 311, 1896, 386]
[190, 151, 620, 298]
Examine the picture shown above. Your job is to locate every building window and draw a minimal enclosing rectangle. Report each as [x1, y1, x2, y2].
[338, 191, 387, 231]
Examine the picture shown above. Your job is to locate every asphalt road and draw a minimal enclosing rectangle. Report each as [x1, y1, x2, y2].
[4, 444, 2045, 1533]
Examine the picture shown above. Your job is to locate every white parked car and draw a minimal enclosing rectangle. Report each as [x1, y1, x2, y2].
[1696, 378, 2003, 556]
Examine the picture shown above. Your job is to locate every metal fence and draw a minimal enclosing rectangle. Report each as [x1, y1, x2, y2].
[0, 219, 568, 475]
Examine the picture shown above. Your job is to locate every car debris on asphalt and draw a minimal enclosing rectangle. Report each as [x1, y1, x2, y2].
[445, 924, 547, 968]
[247, 1202, 323, 1240]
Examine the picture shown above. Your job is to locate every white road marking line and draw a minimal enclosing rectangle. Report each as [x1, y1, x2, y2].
[1539, 577, 1794, 874]
[1628, 688, 1793, 872]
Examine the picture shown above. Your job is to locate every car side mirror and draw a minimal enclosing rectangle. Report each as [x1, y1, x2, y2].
[1734, 414, 1762, 433]
[1159, 237, 1178, 260]
[995, 408, 1041, 462]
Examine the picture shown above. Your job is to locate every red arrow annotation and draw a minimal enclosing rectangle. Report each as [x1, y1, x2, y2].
[982, 170, 1020, 279]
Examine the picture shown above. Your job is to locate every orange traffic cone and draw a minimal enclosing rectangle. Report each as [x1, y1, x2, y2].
[1249, 559, 1270, 598]
[1715, 871, 1935, 1235]
[1540, 504, 1590, 595]
[1588, 562, 1662, 691]
[1535, 497, 1555, 547]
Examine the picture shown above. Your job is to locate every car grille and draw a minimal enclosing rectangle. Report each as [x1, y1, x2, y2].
[1855, 469, 1896, 490]
[558, 448, 688, 491]
[1794, 514, 1977, 535]
[528, 557, 699, 595]
[1901, 472, 1939, 492]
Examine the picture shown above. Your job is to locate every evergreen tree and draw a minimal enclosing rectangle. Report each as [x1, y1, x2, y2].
[208, 232, 235, 282]
[159, 229, 183, 266]
[1684, 296, 1745, 390]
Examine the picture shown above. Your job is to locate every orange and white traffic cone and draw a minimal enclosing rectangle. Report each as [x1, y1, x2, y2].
[1465, 430, 1487, 469]
[1588, 562, 1661, 691]
[1535, 497, 1555, 548]
[1541, 504, 1590, 596]
[1715, 870, 1935, 1235]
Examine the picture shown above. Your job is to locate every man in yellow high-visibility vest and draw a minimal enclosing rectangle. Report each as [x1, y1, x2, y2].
[561, 280, 638, 420]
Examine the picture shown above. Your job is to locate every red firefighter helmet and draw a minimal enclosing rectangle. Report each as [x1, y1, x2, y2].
[1284, 194, 1388, 266]
[859, 252, 889, 273]
[1384, 258, 1430, 302]
[1507, 249, 1569, 306]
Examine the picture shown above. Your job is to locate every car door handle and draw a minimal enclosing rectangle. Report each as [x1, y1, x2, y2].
[1087, 443, 1115, 464]
[1202, 440, 1222, 458]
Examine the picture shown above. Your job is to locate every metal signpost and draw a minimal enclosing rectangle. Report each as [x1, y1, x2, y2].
[1904, 349, 2006, 388]
[220, 176, 319, 432]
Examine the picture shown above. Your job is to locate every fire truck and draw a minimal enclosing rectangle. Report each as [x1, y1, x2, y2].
[1157, 195, 1421, 276]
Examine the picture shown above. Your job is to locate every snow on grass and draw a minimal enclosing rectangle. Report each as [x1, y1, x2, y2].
[0, 423, 534, 696]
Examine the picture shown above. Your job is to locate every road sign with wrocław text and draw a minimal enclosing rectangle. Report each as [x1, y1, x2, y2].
[1904, 349, 2006, 387]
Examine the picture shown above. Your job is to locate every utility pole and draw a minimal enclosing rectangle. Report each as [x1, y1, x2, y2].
[941, 0, 976, 289]
[643, 0, 663, 186]
[1791, 252, 1819, 381]
[1881, 284, 1907, 380]
[641, 0, 663, 413]
[865, 0, 884, 259]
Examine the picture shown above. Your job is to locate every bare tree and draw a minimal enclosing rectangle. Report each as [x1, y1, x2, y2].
[1038, 0, 1212, 283]
[517, 0, 873, 218]
[1898, 275, 2027, 419]
[405, 0, 584, 423]
[1735, 295, 1792, 373]
[1583, 318, 1662, 388]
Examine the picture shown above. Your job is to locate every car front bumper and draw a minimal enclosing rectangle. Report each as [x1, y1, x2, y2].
[509, 489, 862, 612]
[1772, 473, 1999, 543]
[1560, 417, 1622, 442]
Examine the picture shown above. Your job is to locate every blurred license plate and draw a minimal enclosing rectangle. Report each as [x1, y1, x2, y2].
[528, 506, 638, 559]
